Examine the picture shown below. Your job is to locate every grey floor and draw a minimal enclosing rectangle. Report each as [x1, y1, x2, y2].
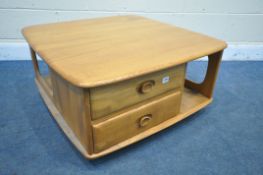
[0, 61, 263, 175]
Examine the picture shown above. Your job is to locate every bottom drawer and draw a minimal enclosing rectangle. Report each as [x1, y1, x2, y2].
[92, 90, 182, 152]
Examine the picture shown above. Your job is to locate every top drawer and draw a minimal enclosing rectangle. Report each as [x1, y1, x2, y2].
[90, 64, 185, 119]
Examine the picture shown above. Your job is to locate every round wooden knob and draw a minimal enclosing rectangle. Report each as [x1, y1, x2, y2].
[139, 115, 152, 127]
[138, 80, 155, 94]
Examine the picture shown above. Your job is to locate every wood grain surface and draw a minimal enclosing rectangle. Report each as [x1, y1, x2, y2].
[90, 64, 185, 119]
[25, 16, 226, 159]
[92, 90, 182, 152]
[22, 15, 226, 87]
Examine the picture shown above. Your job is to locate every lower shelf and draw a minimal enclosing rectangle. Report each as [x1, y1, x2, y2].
[36, 78, 212, 159]
[91, 88, 212, 158]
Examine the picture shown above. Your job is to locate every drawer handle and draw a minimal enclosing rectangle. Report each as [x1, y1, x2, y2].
[139, 114, 152, 127]
[138, 80, 155, 94]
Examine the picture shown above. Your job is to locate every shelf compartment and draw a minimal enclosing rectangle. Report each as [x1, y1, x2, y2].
[35, 76, 211, 159]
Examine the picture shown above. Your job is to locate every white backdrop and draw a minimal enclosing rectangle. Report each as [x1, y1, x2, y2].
[0, 0, 263, 60]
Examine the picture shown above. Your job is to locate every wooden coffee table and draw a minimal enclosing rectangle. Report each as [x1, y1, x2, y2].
[22, 15, 227, 159]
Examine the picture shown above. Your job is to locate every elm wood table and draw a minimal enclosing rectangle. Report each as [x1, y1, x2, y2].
[22, 15, 227, 159]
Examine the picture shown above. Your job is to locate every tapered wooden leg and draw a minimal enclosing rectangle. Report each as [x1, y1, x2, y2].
[185, 50, 223, 98]
[29, 47, 53, 97]
[30, 47, 40, 77]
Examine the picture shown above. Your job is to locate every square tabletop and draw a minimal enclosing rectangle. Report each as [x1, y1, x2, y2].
[22, 15, 227, 87]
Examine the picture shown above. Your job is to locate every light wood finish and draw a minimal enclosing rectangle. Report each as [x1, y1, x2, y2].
[22, 15, 226, 88]
[92, 90, 182, 152]
[30, 47, 40, 76]
[23, 15, 227, 159]
[49, 69, 92, 153]
[29, 48, 93, 154]
[35, 78, 88, 156]
[185, 51, 223, 98]
[35, 79, 211, 159]
[30, 47, 53, 97]
[43, 75, 52, 89]
[90, 64, 185, 119]
[92, 88, 212, 158]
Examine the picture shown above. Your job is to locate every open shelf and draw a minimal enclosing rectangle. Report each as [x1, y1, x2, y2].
[37, 73, 212, 159]
[90, 87, 212, 158]
[181, 88, 211, 114]
[26, 16, 224, 159]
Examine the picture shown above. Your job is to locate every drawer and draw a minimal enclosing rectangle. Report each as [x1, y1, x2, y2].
[92, 90, 182, 152]
[90, 64, 185, 119]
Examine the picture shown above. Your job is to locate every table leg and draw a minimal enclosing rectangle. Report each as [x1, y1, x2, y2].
[29, 47, 53, 97]
[30, 47, 40, 77]
[185, 50, 223, 98]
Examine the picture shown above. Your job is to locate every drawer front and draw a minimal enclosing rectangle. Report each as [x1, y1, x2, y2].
[92, 90, 182, 152]
[90, 64, 185, 119]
